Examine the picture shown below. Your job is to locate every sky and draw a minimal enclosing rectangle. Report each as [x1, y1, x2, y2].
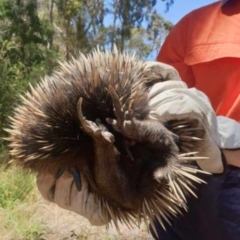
[157, 0, 218, 24]
[144, 0, 218, 59]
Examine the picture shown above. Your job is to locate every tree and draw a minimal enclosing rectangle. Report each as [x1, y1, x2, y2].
[51, 0, 173, 59]
[0, 0, 58, 151]
[162, 0, 174, 11]
[0, 0, 173, 153]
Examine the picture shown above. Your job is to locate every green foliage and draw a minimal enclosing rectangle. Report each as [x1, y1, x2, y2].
[51, 0, 173, 58]
[0, 166, 34, 209]
[1, 204, 46, 240]
[0, 0, 59, 151]
[164, 0, 175, 12]
[0, 166, 45, 240]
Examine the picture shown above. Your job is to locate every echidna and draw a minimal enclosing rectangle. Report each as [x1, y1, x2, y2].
[5, 47, 209, 235]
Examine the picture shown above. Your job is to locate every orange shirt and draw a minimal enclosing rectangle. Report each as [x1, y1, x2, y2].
[157, 0, 240, 122]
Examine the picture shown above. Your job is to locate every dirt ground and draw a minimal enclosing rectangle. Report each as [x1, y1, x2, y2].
[36, 196, 154, 240]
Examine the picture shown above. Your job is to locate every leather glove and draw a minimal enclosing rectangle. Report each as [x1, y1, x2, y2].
[147, 62, 240, 173]
[36, 171, 109, 226]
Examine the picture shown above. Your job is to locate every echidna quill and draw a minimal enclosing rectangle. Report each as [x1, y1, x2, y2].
[5, 47, 210, 235]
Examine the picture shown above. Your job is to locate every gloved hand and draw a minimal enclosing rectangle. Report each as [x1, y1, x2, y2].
[37, 171, 109, 226]
[147, 62, 240, 173]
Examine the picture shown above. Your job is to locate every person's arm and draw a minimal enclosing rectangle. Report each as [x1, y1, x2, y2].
[157, 15, 196, 88]
[223, 150, 240, 167]
[217, 116, 240, 167]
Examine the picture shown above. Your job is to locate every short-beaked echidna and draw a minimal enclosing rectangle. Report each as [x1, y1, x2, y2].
[5, 47, 209, 234]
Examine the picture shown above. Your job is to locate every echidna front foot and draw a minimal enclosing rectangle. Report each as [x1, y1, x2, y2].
[77, 98, 115, 143]
[107, 86, 139, 140]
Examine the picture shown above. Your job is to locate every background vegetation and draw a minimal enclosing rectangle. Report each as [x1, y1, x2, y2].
[0, 0, 173, 239]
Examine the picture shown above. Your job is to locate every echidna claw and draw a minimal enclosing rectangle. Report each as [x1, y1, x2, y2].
[56, 168, 65, 179]
[55, 167, 82, 191]
[77, 98, 100, 135]
[69, 167, 82, 191]
[77, 97, 84, 121]
[107, 87, 138, 139]
[108, 85, 124, 122]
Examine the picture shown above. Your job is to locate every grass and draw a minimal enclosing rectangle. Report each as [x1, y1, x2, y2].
[0, 202, 46, 240]
[0, 155, 46, 240]
[0, 150, 152, 240]
[0, 166, 35, 209]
